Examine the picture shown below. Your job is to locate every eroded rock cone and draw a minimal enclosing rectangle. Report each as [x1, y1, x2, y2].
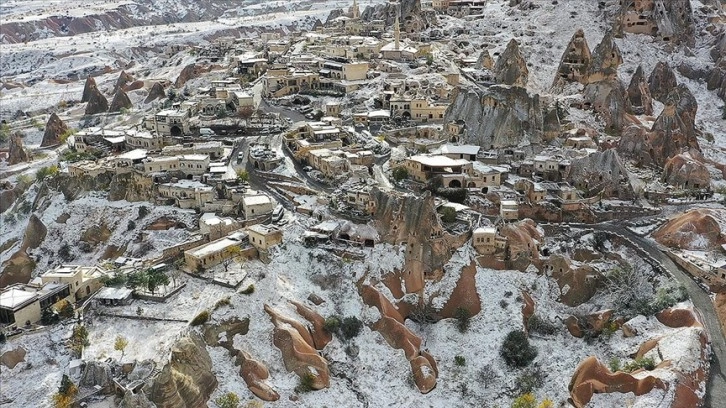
[109, 89, 133, 112]
[494, 39, 528, 88]
[567, 149, 634, 200]
[663, 152, 710, 189]
[587, 31, 622, 83]
[627, 65, 653, 115]
[114, 70, 134, 93]
[476, 49, 494, 70]
[553, 28, 591, 86]
[144, 82, 166, 104]
[648, 61, 678, 102]
[583, 79, 631, 132]
[7, 132, 32, 165]
[236, 351, 280, 401]
[41, 113, 69, 147]
[81, 76, 97, 103]
[85, 85, 109, 115]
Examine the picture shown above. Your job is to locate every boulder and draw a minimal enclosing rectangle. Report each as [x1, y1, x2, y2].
[494, 39, 528, 88]
[0, 250, 35, 288]
[587, 31, 622, 83]
[109, 89, 132, 112]
[553, 29, 591, 86]
[653, 208, 726, 250]
[648, 61, 678, 102]
[444, 85, 543, 149]
[144, 82, 166, 104]
[656, 307, 702, 328]
[626, 65, 653, 115]
[41, 113, 69, 147]
[410, 355, 437, 394]
[22, 214, 47, 250]
[0, 347, 26, 369]
[7, 132, 32, 165]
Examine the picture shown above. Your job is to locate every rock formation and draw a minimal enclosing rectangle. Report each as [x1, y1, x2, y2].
[109, 89, 133, 112]
[235, 351, 279, 401]
[147, 332, 217, 408]
[114, 70, 134, 93]
[144, 82, 166, 104]
[498, 219, 542, 271]
[616, 0, 695, 45]
[494, 39, 528, 88]
[175, 63, 218, 88]
[84, 82, 109, 115]
[587, 31, 622, 83]
[0, 347, 26, 369]
[41, 113, 69, 147]
[567, 150, 634, 199]
[568, 356, 665, 407]
[22, 214, 47, 250]
[81, 76, 98, 103]
[360, 285, 438, 393]
[438, 260, 482, 318]
[370, 189, 469, 293]
[553, 29, 591, 86]
[582, 79, 631, 132]
[541, 255, 602, 306]
[80, 361, 113, 390]
[662, 153, 710, 189]
[289, 300, 332, 350]
[264, 304, 330, 390]
[7, 132, 32, 165]
[653, 208, 726, 250]
[619, 85, 700, 167]
[0, 250, 35, 288]
[648, 61, 678, 102]
[444, 85, 543, 149]
[626, 65, 653, 115]
[476, 49, 494, 70]
[360, 0, 434, 32]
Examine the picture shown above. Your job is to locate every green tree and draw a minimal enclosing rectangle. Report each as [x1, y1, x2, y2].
[236, 169, 249, 182]
[0, 122, 10, 143]
[392, 166, 408, 182]
[340, 316, 363, 340]
[215, 392, 240, 408]
[146, 268, 170, 295]
[454, 307, 471, 332]
[440, 206, 457, 223]
[501, 330, 538, 368]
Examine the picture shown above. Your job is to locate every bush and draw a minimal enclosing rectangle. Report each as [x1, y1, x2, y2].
[137, 206, 150, 219]
[214, 297, 231, 310]
[623, 356, 656, 373]
[36, 165, 59, 182]
[0, 331, 5, 343]
[190, 310, 210, 326]
[296, 372, 316, 393]
[340, 316, 363, 339]
[440, 206, 457, 223]
[41, 308, 59, 325]
[127, 220, 136, 231]
[608, 357, 621, 372]
[323, 316, 341, 334]
[515, 367, 544, 394]
[58, 300, 74, 319]
[454, 307, 471, 333]
[240, 284, 255, 295]
[512, 393, 537, 408]
[215, 392, 240, 408]
[501, 330, 538, 368]
[70, 325, 89, 356]
[236, 170, 249, 182]
[527, 314, 557, 336]
[454, 355, 466, 366]
[435, 187, 467, 204]
[58, 243, 74, 262]
[392, 166, 409, 182]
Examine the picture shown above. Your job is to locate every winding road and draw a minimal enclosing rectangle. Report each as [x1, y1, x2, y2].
[586, 222, 726, 406]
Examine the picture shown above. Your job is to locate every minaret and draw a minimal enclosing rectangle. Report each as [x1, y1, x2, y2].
[394, 14, 400, 50]
[352, 0, 360, 19]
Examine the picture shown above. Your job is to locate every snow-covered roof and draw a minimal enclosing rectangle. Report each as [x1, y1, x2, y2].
[186, 236, 243, 258]
[118, 149, 148, 161]
[247, 224, 280, 236]
[441, 144, 480, 155]
[409, 155, 470, 168]
[95, 287, 133, 300]
[473, 227, 497, 235]
[0, 287, 37, 310]
[243, 195, 272, 206]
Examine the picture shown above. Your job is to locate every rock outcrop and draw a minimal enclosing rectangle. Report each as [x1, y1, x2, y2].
[371, 189, 469, 293]
[494, 39, 528, 88]
[235, 351, 279, 401]
[653, 208, 726, 250]
[567, 149, 634, 200]
[438, 260, 482, 318]
[648, 61, 678, 102]
[360, 0, 434, 32]
[7, 132, 32, 165]
[81, 76, 97, 103]
[475, 49, 494, 70]
[553, 29, 591, 86]
[264, 305, 330, 390]
[84, 82, 109, 115]
[0, 347, 26, 369]
[114, 70, 134, 93]
[80, 361, 113, 390]
[626, 65, 653, 115]
[587, 31, 622, 83]
[499, 219, 542, 271]
[0, 250, 35, 288]
[22, 214, 47, 251]
[147, 332, 217, 408]
[541, 255, 602, 306]
[616, 0, 695, 45]
[568, 356, 665, 407]
[41, 113, 69, 147]
[289, 300, 332, 350]
[360, 285, 438, 393]
[444, 85, 543, 149]
[175, 63, 218, 88]
[144, 82, 166, 104]
[662, 153, 710, 189]
[582, 79, 631, 132]
[109, 89, 132, 112]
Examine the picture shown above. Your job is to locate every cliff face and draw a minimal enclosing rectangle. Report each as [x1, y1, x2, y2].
[616, 0, 695, 46]
[371, 189, 469, 293]
[360, 0, 434, 31]
[444, 86, 543, 149]
[582, 79, 631, 133]
[567, 150, 634, 199]
[147, 331, 217, 408]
